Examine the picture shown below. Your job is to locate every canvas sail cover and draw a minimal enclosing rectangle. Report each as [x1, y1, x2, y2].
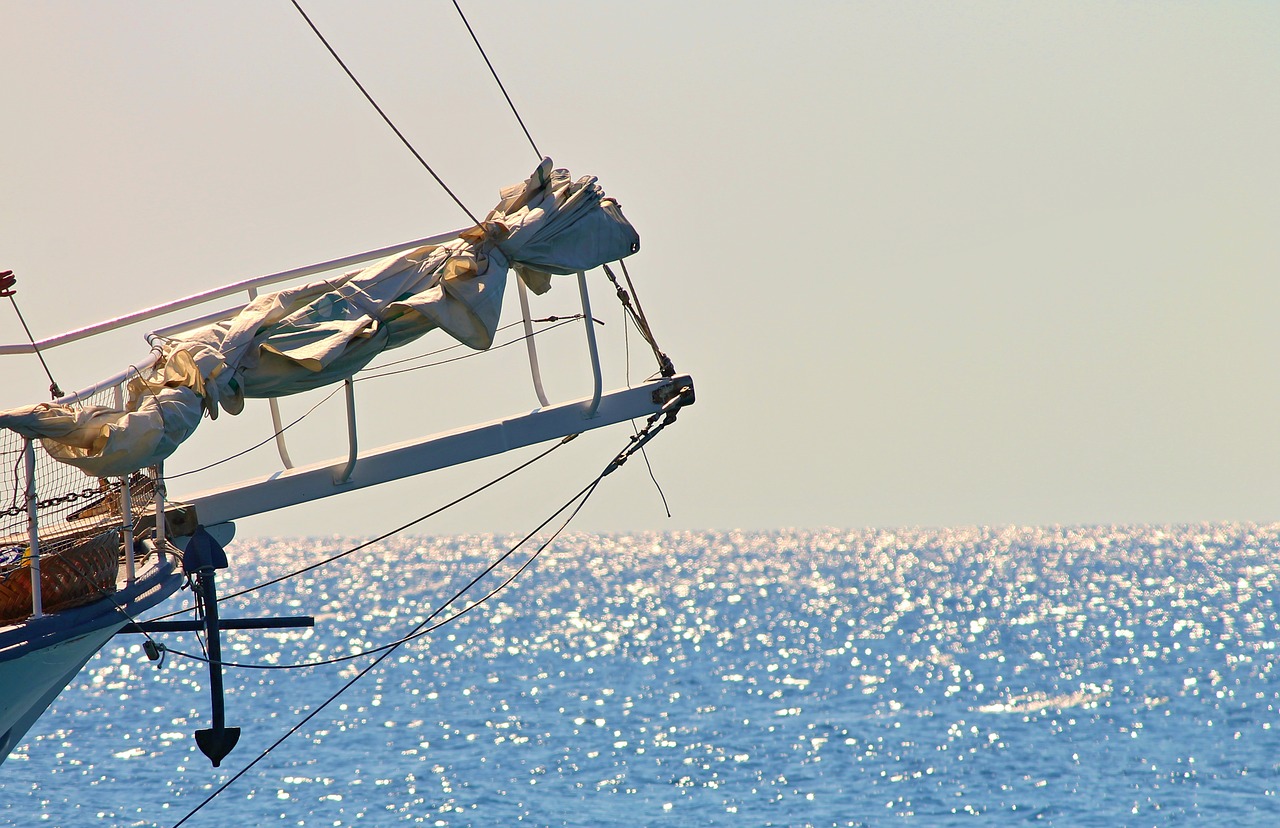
[0, 160, 639, 478]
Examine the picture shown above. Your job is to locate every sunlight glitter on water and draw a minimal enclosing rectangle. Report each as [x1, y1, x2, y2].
[10, 525, 1280, 825]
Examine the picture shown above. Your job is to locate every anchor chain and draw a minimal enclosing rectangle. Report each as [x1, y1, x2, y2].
[0, 481, 124, 520]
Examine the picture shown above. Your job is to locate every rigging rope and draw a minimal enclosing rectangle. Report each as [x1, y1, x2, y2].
[451, 0, 542, 162]
[159, 393, 686, 676]
[608, 266, 669, 514]
[602, 263, 674, 378]
[164, 384, 345, 480]
[144, 435, 572, 623]
[169, 486, 591, 827]
[164, 473, 597, 671]
[288, 0, 482, 227]
[355, 316, 589, 382]
[165, 392, 689, 825]
[163, 317, 582, 480]
[632, 420, 672, 518]
[359, 315, 580, 374]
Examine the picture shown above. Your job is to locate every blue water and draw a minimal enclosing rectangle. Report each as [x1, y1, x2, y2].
[7, 525, 1280, 826]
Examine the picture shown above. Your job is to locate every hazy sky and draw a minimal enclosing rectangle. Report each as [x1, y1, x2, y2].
[2, 2, 1278, 538]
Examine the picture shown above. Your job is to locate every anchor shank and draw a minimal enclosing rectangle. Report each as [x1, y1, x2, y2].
[183, 526, 242, 768]
[197, 566, 228, 735]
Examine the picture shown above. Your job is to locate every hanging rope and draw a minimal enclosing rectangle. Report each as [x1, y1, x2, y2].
[165, 397, 691, 826]
[359, 315, 582, 375]
[1, 270, 63, 399]
[451, 0, 542, 162]
[615, 291, 672, 517]
[155, 392, 689, 673]
[356, 315, 589, 382]
[168, 483, 591, 828]
[288, 0, 482, 227]
[164, 384, 345, 480]
[161, 317, 584, 480]
[143, 435, 573, 625]
[163, 470, 596, 671]
[631, 419, 672, 518]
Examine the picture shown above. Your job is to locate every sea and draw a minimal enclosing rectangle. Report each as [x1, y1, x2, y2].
[6, 525, 1280, 827]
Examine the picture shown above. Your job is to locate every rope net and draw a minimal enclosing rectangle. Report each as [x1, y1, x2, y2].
[0, 385, 158, 623]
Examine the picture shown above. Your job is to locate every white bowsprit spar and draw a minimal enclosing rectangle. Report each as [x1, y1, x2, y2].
[0, 181, 694, 767]
[0, 3, 693, 783]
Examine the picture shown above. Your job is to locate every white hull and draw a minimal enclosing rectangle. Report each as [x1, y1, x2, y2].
[0, 556, 181, 763]
[0, 625, 122, 760]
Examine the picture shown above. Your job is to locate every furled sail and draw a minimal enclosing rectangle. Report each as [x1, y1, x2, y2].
[0, 160, 639, 478]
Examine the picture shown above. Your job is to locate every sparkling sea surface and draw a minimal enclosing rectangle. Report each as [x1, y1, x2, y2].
[7, 525, 1280, 826]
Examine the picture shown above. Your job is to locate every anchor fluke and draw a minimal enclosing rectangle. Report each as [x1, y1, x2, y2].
[195, 726, 241, 767]
[116, 524, 316, 767]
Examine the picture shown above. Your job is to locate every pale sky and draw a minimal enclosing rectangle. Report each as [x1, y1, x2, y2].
[2, 2, 1278, 538]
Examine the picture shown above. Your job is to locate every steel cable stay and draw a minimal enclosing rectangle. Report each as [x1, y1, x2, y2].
[603, 261, 674, 379]
[291, 0, 547, 226]
[165, 396, 688, 827]
[288, 0, 482, 228]
[1, 270, 64, 400]
[450, 0, 542, 162]
[149, 389, 686, 647]
[34, 419, 575, 661]
[163, 472, 600, 672]
[142, 435, 572, 626]
[168, 481, 595, 828]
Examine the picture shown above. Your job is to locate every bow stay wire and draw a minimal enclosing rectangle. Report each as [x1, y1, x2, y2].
[288, 0, 482, 227]
[451, 0, 542, 162]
